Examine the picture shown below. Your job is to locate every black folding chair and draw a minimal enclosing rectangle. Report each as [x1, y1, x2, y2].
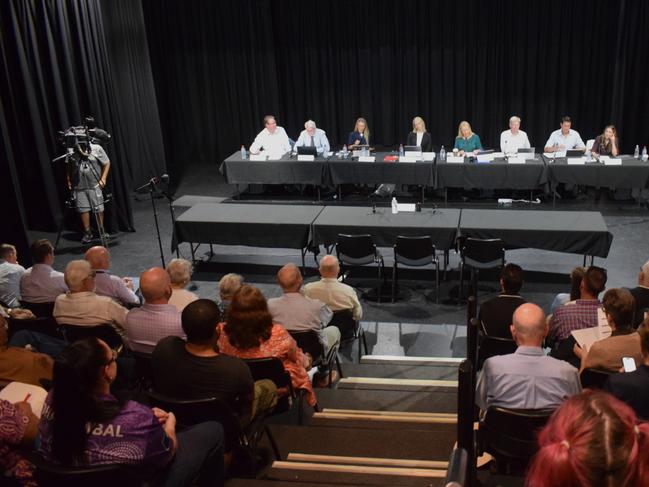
[580, 367, 614, 390]
[328, 308, 367, 362]
[335, 234, 385, 302]
[130, 350, 153, 391]
[478, 407, 554, 475]
[19, 301, 55, 318]
[476, 331, 517, 370]
[392, 235, 439, 303]
[459, 238, 505, 299]
[61, 324, 124, 350]
[7, 316, 64, 340]
[289, 329, 344, 383]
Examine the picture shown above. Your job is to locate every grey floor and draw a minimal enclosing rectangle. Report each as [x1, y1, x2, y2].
[36, 162, 649, 360]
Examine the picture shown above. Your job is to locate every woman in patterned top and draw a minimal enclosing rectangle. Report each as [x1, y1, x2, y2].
[0, 398, 39, 486]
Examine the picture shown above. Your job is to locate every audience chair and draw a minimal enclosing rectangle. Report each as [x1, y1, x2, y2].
[26, 451, 144, 487]
[19, 301, 55, 318]
[444, 448, 468, 487]
[289, 329, 344, 383]
[580, 367, 614, 390]
[478, 406, 554, 475]
[335, 233, 385, 302]
[476, 330, 517, 370]
[392, 235, 439, 303]
[328, 308, 368, 362]
[458, 238, 505, 299]
[7, 316, 63, 340]
[130, 350, 153, 391]
[61, 324, 123, 350]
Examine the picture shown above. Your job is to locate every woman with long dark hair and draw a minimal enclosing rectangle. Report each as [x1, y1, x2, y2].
[38, 338, 225, 486]
[591, 125, 619, 157]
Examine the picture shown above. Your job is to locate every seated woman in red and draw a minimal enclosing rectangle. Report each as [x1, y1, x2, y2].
[217, 285, 316, 407]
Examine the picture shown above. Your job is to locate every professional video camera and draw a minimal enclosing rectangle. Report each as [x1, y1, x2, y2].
[58, 116, 111, 153]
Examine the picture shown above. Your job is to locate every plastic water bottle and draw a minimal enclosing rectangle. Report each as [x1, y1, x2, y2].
[399, 144, 404, 157]
[391, 197, 398, 214]
[342, 144, 348, 158]
[439, 145, 447, 162]
[643, 146, 648, 161]
[240, 145, 247, 159]
[634, 145, 640, 159]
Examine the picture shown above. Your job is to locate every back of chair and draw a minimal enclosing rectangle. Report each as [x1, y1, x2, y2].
[20, 301, 55, 318]
[288, 330, 324, 363]
[62, 324, 123, 349]
[477, 333, 517, 370]
[394, 235, 435, 266]
[336, 234, 377, 266]
[7, 316, 63, 340]
[444, 448, 468, 487]
[481, 407, 554, 468]
[130, 350, 153, 388]
[462, 238, 505, 269]
[580, 368, 614, 390]
[327, 308, 357, 341]
[243, 357, 292, 390]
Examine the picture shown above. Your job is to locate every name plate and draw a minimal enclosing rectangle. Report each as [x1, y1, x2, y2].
[422, 152, 436, 161]
[567, 157, 586, 165]
[399, 156, 417, 163]
[446, 156, 465, 163]
[603, 158, 622, 165]
[249, 154, 267, 161]
[297, 155, 315, 161]
[522, 152, 536, 160]
[358, 156, 376, 162]
[404, 151, 421, 158]
[493, 152, 505, 158]
[477, 154, 494, 163]
[508, 157, 526, 164]
[396, 203, 416, 212]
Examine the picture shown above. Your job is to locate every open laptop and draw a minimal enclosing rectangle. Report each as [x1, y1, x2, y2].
[297, 145, 318, 157]
[518, 147, 535, 154]
[404, 145, 421, 152]
[566, 149, 584, 158]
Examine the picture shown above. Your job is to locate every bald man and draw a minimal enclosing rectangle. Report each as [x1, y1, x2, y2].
[124, 267, 184, 354]
[303, 255, 362, 321]
[85, 246, 139, 306]
[476, 303, 581, 411]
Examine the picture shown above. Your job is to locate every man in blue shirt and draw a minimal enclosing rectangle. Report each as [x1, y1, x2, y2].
[293, 120, 330, 155]
[476, 303, 581, 411]
[544, 116, 586, 154]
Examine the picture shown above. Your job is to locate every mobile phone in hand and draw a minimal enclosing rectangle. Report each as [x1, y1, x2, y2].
[622, 357, 636, 373]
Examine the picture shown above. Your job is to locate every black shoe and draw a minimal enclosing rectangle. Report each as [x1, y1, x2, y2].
[81, 232, 93, 244]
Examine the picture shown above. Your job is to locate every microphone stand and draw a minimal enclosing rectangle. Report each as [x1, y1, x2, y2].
[157, 182, 180, 259]
[136, 177, 166, 268]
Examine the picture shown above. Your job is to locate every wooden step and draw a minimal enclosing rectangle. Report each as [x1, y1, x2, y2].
[339, 362, 458, 381]
[361, 355, 464, 366]
[337, 377, 458, 392]
[286, 452, 448, 469]
[310, 410, 457, 430]
[314, 387, 457, 414]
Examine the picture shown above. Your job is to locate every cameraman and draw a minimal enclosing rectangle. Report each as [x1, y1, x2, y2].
[66, 141, 111, 244]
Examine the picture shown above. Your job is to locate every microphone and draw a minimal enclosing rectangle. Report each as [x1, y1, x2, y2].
[150, 174, 169, 185]
[88, 128, 111, 143]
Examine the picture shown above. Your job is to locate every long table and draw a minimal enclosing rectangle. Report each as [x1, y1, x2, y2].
[436, 156, 548, 190]
[544, 155, 649, 189]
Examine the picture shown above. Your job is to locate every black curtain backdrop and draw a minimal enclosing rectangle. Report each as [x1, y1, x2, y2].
[142, 0, 647, 174]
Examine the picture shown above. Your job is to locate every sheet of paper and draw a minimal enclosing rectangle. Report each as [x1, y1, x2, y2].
[604, 158, 622, 165]
[555, 151, 567, 158]
[571, 327, 600, 349]
[477, 153, 495, 163]
[297, 155, 314, 161]
[396, 203, 416, 212]
[249, 154, 267, 161]
[567, 157, 586, 165]
[422, 152, 436, 161]
[358, 156, 376, 162]
[0, 382, 48, 418]
[446, 156, 465, 163]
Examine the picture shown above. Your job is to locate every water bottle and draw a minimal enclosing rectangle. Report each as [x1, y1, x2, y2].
[634, 145, 640, 159]
[439, 145, 446, 162]
[240, 145, 247, 159]
[643, 146, 648, 161]
[399, 144, 404, 157]
[391, 197, 398, 214]
[342, 144, 348, 158]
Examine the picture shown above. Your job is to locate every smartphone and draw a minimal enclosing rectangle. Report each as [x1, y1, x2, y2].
[622, 357, 637, 373]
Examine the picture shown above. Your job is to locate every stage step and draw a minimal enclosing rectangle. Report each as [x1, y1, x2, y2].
[361, 355, 464, 367]
[339, 362, 458, 381]
[314, 387, 457, 414]
[227, 480, 358, 487]
[337, 377, 458, 392]
[286, 452, 448, 469]
[310, 408, 457, 430]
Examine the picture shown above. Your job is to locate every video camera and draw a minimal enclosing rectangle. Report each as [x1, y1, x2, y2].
[58, 116, 111, 153]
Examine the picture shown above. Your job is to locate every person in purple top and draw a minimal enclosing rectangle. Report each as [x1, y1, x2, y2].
[38, 337, 224, 486]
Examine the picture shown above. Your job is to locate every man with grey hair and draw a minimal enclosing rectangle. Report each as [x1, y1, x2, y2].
[500, 115, 531, 155]
[304, 255, 362, 321]
[628, 260, 649, 327]
[85, 245, 139, 307]
[476, 303, 581, 411]
[293, 120, 330, 155]
[53, 259, 127, 331]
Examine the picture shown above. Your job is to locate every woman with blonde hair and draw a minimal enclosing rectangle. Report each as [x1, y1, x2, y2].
[347, 117, 370, 148]
[406, 116, 432, 152]
[454, 121, 483, 156]
[591, 125, 619, 157]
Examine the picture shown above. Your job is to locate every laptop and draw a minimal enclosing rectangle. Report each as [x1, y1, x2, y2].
[297, 145, 318, 157]
[566, 149, 584, 158]
[404, 145, 421, 152]
[518, 147, 535, 154]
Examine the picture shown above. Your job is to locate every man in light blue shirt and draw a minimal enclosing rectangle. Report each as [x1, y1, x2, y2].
[293, 120, 330, 155]
[476, 303, 581, 411]
[0, 244, 25, 308]
[544, 116, 586, 153]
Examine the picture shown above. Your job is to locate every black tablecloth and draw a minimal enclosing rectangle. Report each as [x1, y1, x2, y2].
[459, 209, 612, 257]
[544, 156, 649, 189]
[220, 153, 326, 185]
[436, 156, 548, 190]
[311, 206, 461, 250]
[327, 152, 435, 186]
[175, 203, 325, 249]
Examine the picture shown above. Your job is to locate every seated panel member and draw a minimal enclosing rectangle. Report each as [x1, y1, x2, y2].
[591, 124, 620, 157]
[294, 120, 330, 155]
[249, 115, 291, 156]
[347, 117, 370, 149]
[406, 116, 433, 152]
[454, 121, 483, 156]
[500, 115, 531, 155]
[543, 115, 586, 153]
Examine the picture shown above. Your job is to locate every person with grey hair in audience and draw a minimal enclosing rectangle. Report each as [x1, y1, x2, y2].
[304, 255, 362, 321]
[85, 245, 139, 307]
[0, 243, 25, 308]
[218, 273, 243, 317]
[627, 259, 649, 328]
[293, 120, 330, 155]
[166, 258, 198, 312]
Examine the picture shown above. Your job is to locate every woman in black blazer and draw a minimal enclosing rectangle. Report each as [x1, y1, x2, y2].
[406, 116, 433, 152]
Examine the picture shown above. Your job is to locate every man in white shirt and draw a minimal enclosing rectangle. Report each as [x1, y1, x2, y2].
[293, 120, 330, 155]
[0, 244, 26, 308]
[85, 246, 139, 307]
[249, 115, 291, 156]
[20, 239, 68, 304]
[544, 116, 586, 153]
[500, 116, 531, 155]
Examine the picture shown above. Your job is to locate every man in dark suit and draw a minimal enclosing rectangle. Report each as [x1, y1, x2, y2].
[478, 263, 526, 338]
[627, 260, 649, 328]
[605, 318, 649, 420]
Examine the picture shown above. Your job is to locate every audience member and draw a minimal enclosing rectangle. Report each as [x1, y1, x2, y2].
[0, 315, 53, 385]
[478, 263, 526, 338]
[218, 273, 243, 317]
[38, 338, 224, 485]
[53, 260, 127, 332]
[85, 245, 140, 307]
[166, 258, 199, 312]
[125, 267, 184, 354]
[152, 300, 276, 426]
[217, 285, 317, 407]
[605, 318, 649, 419]
[575, 288, 642, 372]
[476, 303, 581, 411]
[628, 259, 649, 327]
[526, 390, 649, 487]
[1, 398, 39, 486]
[20, 239, 67, 305]
[0, 244, 26, 308]
[550, 266, 586, 313]
[268, 263, 340, 384]
[304, 255, 362, 321]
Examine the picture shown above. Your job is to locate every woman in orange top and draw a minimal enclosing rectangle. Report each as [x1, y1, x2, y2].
[217, 285, 316, 406]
